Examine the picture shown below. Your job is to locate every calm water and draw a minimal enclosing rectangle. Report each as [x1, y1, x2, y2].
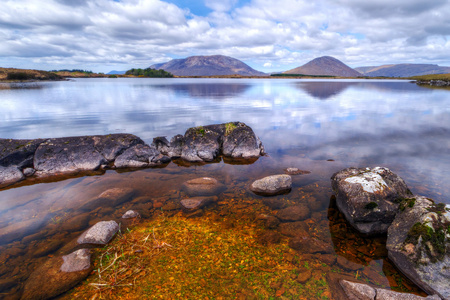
[0, 78, 449, 298]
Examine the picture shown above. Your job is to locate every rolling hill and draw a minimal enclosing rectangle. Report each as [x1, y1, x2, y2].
[149, 55, 266, 77]
[284, 56, 361, 77]
[355, 64, 450, 77]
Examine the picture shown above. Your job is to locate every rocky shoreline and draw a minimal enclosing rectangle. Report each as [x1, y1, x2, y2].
[416, 80, 450, 87]
[0, 122, 265, 187]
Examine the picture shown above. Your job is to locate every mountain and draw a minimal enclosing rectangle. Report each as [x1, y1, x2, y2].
[149, 55, 266, 76]
[284, 56, 361, 77]
[355, 64, 450, 77]
[107, 70, 126, 75]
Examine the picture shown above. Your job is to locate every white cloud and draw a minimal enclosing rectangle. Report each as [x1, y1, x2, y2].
[0, 0, 449, 72]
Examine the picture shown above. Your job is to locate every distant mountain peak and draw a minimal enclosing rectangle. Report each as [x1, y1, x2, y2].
[284, 56, 361, 77]
[150, 55, 266, 77]
[355, 63, 450, 77]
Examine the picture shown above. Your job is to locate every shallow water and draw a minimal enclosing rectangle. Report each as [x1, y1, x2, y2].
[0, 78, 449, 298]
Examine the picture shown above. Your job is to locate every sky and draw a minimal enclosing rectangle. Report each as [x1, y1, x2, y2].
[0, 0, 449, 73]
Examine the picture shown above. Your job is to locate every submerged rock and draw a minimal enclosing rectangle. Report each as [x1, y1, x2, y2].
[387, 196, 450, 299]
[276, 204, 310, 222]
[182, 177, 225, 197]
[339, 280, 440, 300]
[77, 220, 119, 245]
[80, 187, 136, 211]
[21, 249, 92, 300]
[331, 167, 412, 235]
[181, 196, 218, 210]
[250, 174, 292, 196]
[122, 210, 140, 219]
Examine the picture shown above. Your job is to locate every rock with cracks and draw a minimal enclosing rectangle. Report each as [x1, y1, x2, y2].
[331, 167, 412, 235]
[387, 196, 450, 299]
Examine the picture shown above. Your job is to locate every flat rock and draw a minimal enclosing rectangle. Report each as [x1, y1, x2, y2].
[331, 167, 412, 235]
[80, 187, 135, 211]
[77, 220, 119, 245]
[250, 174, 292, 196]
[284, 167, 311, 175]
[182, 177, 225, 197]
[387, 196, 450, 299]
[21, 249, 92, 300]
[276, 204, 310, 222]
[114, 144, 170, 168]
[180, 196, 218, 210]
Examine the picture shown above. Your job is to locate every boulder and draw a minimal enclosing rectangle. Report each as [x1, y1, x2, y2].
[152, 135, 184, 159]
[0, 165, 24, 186]
[114, 144, 170, 168]
[250, 174, 292, 196]
[339, 280, 441, 300]
[0, 138, 43, 168]
[276, 204, 310, 222]
[387, 196, 450, 299]
[180, 196, 218, 210]
[331, 167, 412, 235]
[221, 122, 265, 159]
[21, 249, 92, 300]
[181, 125, 221, 162]
[182, 177, 225, 197]
[122, 210, 140, 219]
[91, 134, 144, 162]
[77, 220, 119, 245]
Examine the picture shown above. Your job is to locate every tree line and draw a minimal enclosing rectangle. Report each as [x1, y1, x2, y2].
[125, 68, 173, 78]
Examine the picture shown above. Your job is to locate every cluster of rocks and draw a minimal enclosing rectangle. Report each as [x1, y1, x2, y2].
[0, 122, 265, 187]
[416, 80, 450, 87]
[331, 167, 450, 299]
[20, 211, 139, 299]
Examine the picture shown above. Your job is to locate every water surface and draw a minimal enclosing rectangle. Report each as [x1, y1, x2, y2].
[0, 78, 449, 298]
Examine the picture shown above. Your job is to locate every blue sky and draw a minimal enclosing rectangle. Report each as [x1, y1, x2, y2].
[0, 0, 449, 73]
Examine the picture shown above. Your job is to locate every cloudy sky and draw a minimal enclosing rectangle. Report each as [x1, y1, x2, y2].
[1, 0, 449, 73]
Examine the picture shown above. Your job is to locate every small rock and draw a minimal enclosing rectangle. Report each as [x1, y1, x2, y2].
[337, 256, 363, 271]
[276, 204, 310, 222]
[296, 268, 312, 283]
[284, 168, 311, 175]
[77, 220, 119, 245]
[250, 174, 292, 196]
[122, 210, 140, 219]
[288, 234, 332, 253]
[180, 196, 218, 210]
[23, 167, 35, 177]
[279, 221, 309, 237]
[256, 214, 280, 229]
[256, 231, 282, 245]
[182, 177, 225, 197]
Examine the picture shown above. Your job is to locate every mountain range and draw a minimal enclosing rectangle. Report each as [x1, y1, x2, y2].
[149, 55, 266, 77]
[355, 64, 450, 77]
[108, 55, 450, 78]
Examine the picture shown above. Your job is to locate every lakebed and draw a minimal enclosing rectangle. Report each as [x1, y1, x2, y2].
[0, 78, 449, 299]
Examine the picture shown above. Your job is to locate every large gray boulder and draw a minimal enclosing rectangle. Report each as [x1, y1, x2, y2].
[387, 196, 450, 299]
[222, 122, 265, 159]
[340, 280, 440, 300]
[21, 249, 92, 300]
[181, 125, 222, 162]
[114, 144, 170, 168]
[33, 134, 144, 176]
[0, 165, 24, 186]
[250, 174, 292, 196]
[77, 220, 119, 245]
[331, 167, 412, 235]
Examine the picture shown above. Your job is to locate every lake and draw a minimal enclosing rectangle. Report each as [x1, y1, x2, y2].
[0, 78, 449, 298]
